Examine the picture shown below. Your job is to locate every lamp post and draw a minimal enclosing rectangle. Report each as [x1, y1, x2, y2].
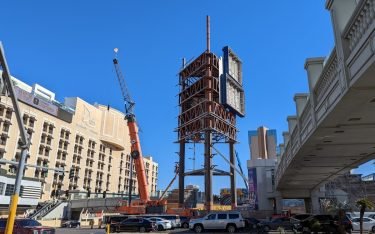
[0, 42, 31, 234]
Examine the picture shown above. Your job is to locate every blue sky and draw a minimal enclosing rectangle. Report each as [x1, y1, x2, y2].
[0, 1, 373, 194]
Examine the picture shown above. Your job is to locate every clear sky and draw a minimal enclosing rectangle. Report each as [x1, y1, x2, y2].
[0, 1, 373, 194]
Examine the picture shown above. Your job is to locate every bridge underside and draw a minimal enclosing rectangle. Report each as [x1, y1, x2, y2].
[278, 58, 375, 192]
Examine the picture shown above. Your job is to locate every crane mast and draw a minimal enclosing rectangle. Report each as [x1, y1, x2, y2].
[113, 51, 150, 203]
[235, 151, 249, 192]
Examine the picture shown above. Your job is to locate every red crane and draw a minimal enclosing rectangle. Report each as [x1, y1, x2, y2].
[113, 49, 150, 213]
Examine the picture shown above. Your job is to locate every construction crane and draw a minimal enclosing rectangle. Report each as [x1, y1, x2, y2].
[235, 151, 249, 192]
[113, 49, 199, 217]
[113, 49, 150, 212]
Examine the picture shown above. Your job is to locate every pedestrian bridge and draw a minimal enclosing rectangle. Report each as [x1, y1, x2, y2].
[275, 0, 375, 197]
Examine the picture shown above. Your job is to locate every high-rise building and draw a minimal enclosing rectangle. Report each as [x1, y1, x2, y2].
[248, 126, 277, 159]
[0, 73, 158, 201]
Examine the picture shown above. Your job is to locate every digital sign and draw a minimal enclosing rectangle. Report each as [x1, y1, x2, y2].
[220, 46, 245, 117]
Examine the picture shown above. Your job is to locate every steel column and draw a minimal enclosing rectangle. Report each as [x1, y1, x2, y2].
[204, 132, 213, 211]
[178, 141, 185, 207]
[229, 142, 237, 209]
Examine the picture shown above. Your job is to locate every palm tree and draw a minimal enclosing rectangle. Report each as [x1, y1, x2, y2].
[355, 198, 374, 234]
[325, 200, 350, 234]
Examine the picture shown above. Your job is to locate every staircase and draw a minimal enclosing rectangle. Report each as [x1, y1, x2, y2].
[28, 200, 63, 220]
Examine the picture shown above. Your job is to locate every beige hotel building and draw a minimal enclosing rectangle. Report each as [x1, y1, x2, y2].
[0, 72, 158, 201]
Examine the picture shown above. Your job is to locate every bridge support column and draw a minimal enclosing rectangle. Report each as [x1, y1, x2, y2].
[311, 190, 322, 214]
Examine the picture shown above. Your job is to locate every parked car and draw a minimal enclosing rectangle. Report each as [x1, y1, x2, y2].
[244, 217, 260, 230]
[333, 215, 353, 232]
[104, 215, 134, 225]
[291, 213, 313, 222]
[294, 215, 338, 233]
[61, 220, 80, 228]
[142, 214, 180, 229]
[145, 217, 171, 231]
[0, 218, 55, 234]
[259, 217, 294, 231]
[351, 217, 375, 232]
[109, 217, 156, 233]
[180, 216, 190, 229]
[368, 214, 375, 219]
[189, 211, 246, 233]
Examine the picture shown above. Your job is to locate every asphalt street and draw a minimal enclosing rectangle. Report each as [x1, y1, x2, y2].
[56, 227, 364, 234]
[56, 227, 256, 234]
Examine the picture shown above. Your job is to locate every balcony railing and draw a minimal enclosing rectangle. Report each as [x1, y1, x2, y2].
[314, 48, 338, 104]
[344, 0, 375, 52]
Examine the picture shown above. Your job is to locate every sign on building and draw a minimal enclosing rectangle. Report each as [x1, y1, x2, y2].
[14, 86, 58, 116]
[248, 167, 258, 210]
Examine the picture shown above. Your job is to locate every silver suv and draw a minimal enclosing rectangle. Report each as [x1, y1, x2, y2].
[189, 211, 245, 233]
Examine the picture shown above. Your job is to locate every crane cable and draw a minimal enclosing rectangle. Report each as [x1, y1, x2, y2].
[210, 144, 249, 189]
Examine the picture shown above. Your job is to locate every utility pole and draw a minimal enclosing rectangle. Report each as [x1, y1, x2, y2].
[0, 42, 31, 234]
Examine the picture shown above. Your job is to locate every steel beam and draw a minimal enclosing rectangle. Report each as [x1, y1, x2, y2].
[204, 132, 213, 211]
[178, 142, 185, 207]
[229, 142, 237, 209]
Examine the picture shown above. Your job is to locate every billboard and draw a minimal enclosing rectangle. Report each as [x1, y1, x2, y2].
[14, 86, 58, 117]
[221, 46, 245, 117]
[248, 167, 258, 210]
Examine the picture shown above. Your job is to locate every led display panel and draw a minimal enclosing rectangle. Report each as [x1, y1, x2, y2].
[221, 46, 245, 117]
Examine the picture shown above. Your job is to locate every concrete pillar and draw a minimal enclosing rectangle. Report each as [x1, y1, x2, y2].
[287, 116, 297, 134]
[294, 94, 309, 117]
[282, 132, 290, 147]
[304, 198, 312, 213]
[304, 58, 325, 93]
[279, 144, 285, 157]
[326, 0, 357, 88]
[326, 0, 357, 34]
[275, 196, 283, 214]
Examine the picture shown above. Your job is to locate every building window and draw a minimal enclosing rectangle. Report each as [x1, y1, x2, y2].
[5, 109, 12, 119]
[29, 118, 35, 128]
[5, 184, 15, 196]
[2, 123, 9, 132]
[0, 182, 5, 195]
[0, 136, 7, 145]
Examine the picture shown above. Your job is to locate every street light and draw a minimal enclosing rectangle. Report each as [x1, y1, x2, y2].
[1, 42, 31, 234]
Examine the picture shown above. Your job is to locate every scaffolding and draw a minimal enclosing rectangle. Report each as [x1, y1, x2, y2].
[176, 16, 240, 212]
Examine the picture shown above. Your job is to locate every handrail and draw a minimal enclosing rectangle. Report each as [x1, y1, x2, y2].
[343, 0, 375, 52]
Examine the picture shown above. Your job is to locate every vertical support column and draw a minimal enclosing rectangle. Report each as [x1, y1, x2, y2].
[229, 142, 237, 209]
[204, 16, 213, 212]
[204, 132, 213, 211]
[178, 141, 185, 208]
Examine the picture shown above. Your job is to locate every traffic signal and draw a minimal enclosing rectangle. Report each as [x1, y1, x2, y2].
[103, 191, 106, 198]
[69, 168, 74, 179]
[87, 190, 91, 198]
[65, 190, 69, 197]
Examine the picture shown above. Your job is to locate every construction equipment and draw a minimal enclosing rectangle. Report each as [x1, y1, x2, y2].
[113, 49, 200, 218]
[235, 151, 249, 192]
[113, 49, 153, 214]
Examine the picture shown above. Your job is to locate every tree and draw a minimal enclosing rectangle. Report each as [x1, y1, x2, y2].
[324, 200, 350, 234]
[356, 198, 374, 234]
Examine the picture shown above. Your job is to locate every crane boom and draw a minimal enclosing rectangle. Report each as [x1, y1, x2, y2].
[113, 52, 149, 203]
[113, 58, 135, 116]
[235, 151, 249, 191]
